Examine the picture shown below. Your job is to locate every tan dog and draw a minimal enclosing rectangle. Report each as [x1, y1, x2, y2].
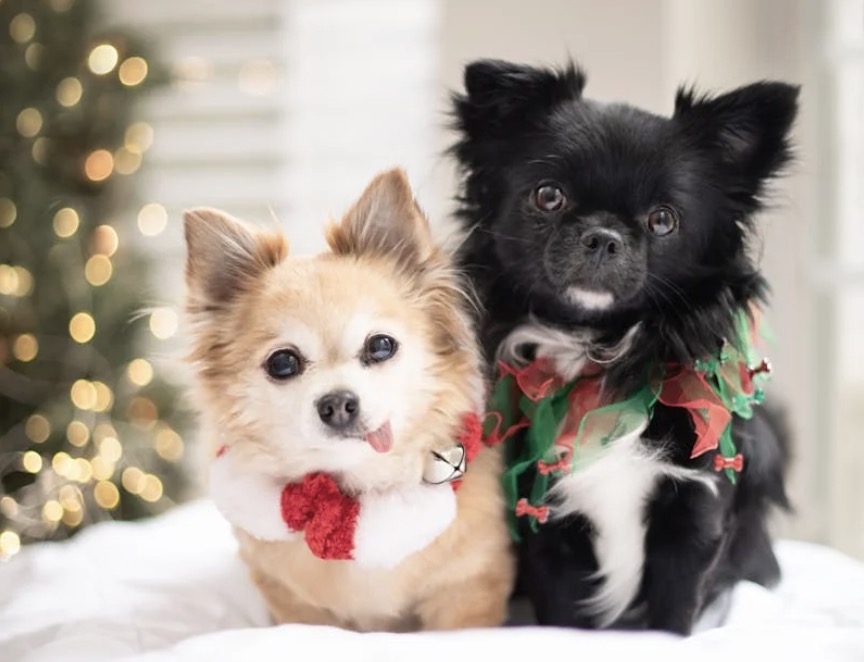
[183, 168, 514, 631]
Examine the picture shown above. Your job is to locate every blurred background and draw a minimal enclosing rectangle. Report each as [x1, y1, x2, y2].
[0, 0, 861, 562]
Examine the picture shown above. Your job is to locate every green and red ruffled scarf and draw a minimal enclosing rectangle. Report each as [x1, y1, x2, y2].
[482, 304, 773, 539]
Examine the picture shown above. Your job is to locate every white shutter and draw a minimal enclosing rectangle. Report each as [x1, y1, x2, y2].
[279, 0, 441, 255]
[822, 0, 864, 558]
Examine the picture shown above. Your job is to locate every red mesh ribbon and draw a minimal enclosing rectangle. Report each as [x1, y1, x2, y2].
[658, 368, 732, 459]
[556, 377, 606, 448]
[499, 359, 564, 402]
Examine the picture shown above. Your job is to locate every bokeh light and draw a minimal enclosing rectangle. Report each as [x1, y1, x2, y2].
[22, 450, 42, 473]
[62, 508, 83, 527]
[0, 497, 18, 518]
[32, 137, 51, 165]
[93, 423, 116, 443]
[137, 203, 168, 236]
[0, 265, 18, 296]
[25, 414, 50, 443]
[42, 500, 63, 523]
[129, 397, 158, 428]
[88, 44, 119, 75]
[94, 481, 119, 509]
[66, 420, 90, 447]
[51, 451, 73, 477]
[53, 207, 80, 238]
[74, 458, 93, 483]
[70, 379, 97, 410]
[0, 531, 21, 557]
[90, 225, 119, 256]
[98, 437, 122, 463]
[149, 308, 178, 339]
[84, 149, 114, 182]
[9, 13, 36, 43]
[93, 381, 113, 412]
[127, 358, 153, 386]
[173, 56, 212, 86]
[12, 334, 38, 362]
[114, 146, 142, 175]
[25, 43, 44, 69]
[85, 254, 113, 286]
[155, 427, 184, 461]
[124, 122, 154, 153]
[16, 107, 42, 138]
[13, 267, 33, 296]
[140, 475, 163, 502]
[121, 467, 146, 495]
[56, 76, 83, 107]
[119, 56, 148, 86]
[69, 312, 95, 343]
[0, 198, 17, 228]
[238, 58, 278, 96]
[90, 456, 115, 481]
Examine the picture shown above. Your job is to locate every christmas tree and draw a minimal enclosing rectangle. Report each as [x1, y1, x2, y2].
[0, 0, 189, 559]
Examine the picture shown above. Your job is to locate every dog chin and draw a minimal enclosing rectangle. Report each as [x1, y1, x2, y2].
[565, 287, 615, 311]
[285, 436, 384, 475]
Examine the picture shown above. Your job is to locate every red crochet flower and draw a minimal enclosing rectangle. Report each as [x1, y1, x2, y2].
[280, 473, 360, 560]
[459, 411, 484, 462]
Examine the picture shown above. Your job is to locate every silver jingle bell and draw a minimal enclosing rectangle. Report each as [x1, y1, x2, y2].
[423, 443, 467, 485]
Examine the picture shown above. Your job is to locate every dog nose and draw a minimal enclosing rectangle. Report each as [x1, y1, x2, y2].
[581, 228, 622, 257]
[317, 390, 360, 429]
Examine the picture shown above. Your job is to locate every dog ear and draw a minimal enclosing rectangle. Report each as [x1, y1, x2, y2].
[183, 208, 287, 307]
[453, 59, 586, 139]
[328, 168, 434, 265]
[674, 81, 799, 185]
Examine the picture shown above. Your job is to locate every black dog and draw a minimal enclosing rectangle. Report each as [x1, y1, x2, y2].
[451, 59, 795, 634]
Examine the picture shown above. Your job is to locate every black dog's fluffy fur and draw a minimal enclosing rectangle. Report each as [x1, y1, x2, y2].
[450, 59, 796, 634]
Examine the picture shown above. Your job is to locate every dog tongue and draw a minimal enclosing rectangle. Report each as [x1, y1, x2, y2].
[364, 422, 393, 453]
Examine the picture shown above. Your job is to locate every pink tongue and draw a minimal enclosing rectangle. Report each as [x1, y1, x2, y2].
[364, 422, 393, 453]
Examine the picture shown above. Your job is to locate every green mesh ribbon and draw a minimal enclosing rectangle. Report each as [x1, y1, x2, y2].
[483, 305, 772, 540]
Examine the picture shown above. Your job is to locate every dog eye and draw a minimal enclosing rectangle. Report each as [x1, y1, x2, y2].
[647, 206, 679, 236]
[363, 334, 398, 364]
[532, 184, 567, 213]
[265, 349, 302, 380]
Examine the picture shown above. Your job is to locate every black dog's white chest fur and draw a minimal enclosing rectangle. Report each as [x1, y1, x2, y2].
[502, 322, 718, 626]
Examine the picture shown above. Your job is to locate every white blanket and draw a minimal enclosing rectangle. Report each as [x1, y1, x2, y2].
[1, 500, 862, 662]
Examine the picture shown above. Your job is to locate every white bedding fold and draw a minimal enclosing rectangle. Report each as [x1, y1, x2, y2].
[1, 500, 862, 662]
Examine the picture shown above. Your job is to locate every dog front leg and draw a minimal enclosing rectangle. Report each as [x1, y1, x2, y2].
[416, 570, 513, 630]
[641, 480, 728, 635]
[519, 516, 602, 627]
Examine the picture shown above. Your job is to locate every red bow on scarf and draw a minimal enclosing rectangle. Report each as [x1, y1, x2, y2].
[280, 473, 360, 560]
[713, 454, 744, 473]
[515, 498, 549, 524]
[537, 451, 572, 476]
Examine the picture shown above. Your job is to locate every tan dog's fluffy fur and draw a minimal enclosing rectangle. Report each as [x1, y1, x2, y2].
[183, 169, 514, 631]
